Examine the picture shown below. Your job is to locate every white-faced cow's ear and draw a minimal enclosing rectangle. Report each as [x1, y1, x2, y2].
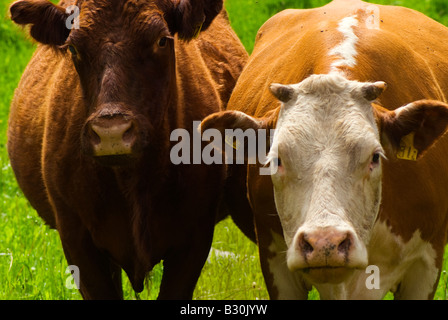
[200, 110, 268, 133]
[376, 100, 448, 161]
[269, 83, 296, 103]
[361, 81, 387, 101]
[199, 109, 278, 162]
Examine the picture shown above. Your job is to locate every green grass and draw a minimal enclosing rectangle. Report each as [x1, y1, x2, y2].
[1, 0, 448, 300]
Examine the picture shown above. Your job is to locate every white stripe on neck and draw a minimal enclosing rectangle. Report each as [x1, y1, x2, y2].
[329, 15, 359, 74]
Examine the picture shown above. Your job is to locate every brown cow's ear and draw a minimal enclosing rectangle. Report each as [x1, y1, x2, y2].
[376, 100, 448, 160]
[160, 0, 223, 40]
[10, 0, 70, 45]
[199, 109, 279, 163]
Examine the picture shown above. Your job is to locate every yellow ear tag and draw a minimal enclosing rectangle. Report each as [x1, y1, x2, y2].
[397, 132, 418, 161]
[225, 135, 240, 151]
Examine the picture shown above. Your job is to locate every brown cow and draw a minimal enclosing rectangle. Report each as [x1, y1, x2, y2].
[8, 0, 247, 299]
[201, 0, 448, 299]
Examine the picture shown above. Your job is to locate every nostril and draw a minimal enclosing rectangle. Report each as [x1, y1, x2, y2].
[122, 123, 135, 144]
[88, 117, 135, 157]
[89, 126, 101, 145]
[299, 234, 314, 255]
[338, 234, 352, 255]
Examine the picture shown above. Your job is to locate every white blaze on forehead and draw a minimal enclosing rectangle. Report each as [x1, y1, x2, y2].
[329, 15, 359, 73]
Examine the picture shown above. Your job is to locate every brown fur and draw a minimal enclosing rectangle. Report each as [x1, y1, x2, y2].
[8, 0, 248, 299]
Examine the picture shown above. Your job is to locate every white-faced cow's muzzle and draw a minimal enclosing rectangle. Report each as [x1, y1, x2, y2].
[287, 220, 368, 284]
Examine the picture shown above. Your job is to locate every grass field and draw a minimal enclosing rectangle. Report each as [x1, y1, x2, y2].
[1, 0, 448, 300]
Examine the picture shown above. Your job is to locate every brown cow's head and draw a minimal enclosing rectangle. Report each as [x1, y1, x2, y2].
[10, 0, 222, 165]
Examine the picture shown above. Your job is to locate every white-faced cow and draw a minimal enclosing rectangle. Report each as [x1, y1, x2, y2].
[201, 0, 448, 299]
[8, 0, 247, 299]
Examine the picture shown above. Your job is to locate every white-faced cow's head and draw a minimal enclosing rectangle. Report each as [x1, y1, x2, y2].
[201, 73, 448, 284]
[268, 74, 387, 284]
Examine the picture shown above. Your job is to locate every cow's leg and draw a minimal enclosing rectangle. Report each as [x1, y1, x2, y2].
[55, 205, 124, 300]
[157, 221, 215, 300]
[258, 228, 308, 300]
[60, 229, 124, 300]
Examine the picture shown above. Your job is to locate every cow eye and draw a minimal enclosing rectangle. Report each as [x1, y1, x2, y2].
[68, 45, 78, 56]
[369, 152, 382, 172]
[158, 37, 168, 48]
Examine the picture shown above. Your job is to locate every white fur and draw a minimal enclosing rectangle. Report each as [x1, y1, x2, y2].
[315, 221, 439, 300]
[267, 231, 308, 299]
[329, 15, 359, 73]
[393, 103, 413, 117]
[351, 221, 438, 299]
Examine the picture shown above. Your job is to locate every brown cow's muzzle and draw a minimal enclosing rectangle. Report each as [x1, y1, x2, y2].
[83, 110, 141, 165]
[91, 115, 135, 156]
